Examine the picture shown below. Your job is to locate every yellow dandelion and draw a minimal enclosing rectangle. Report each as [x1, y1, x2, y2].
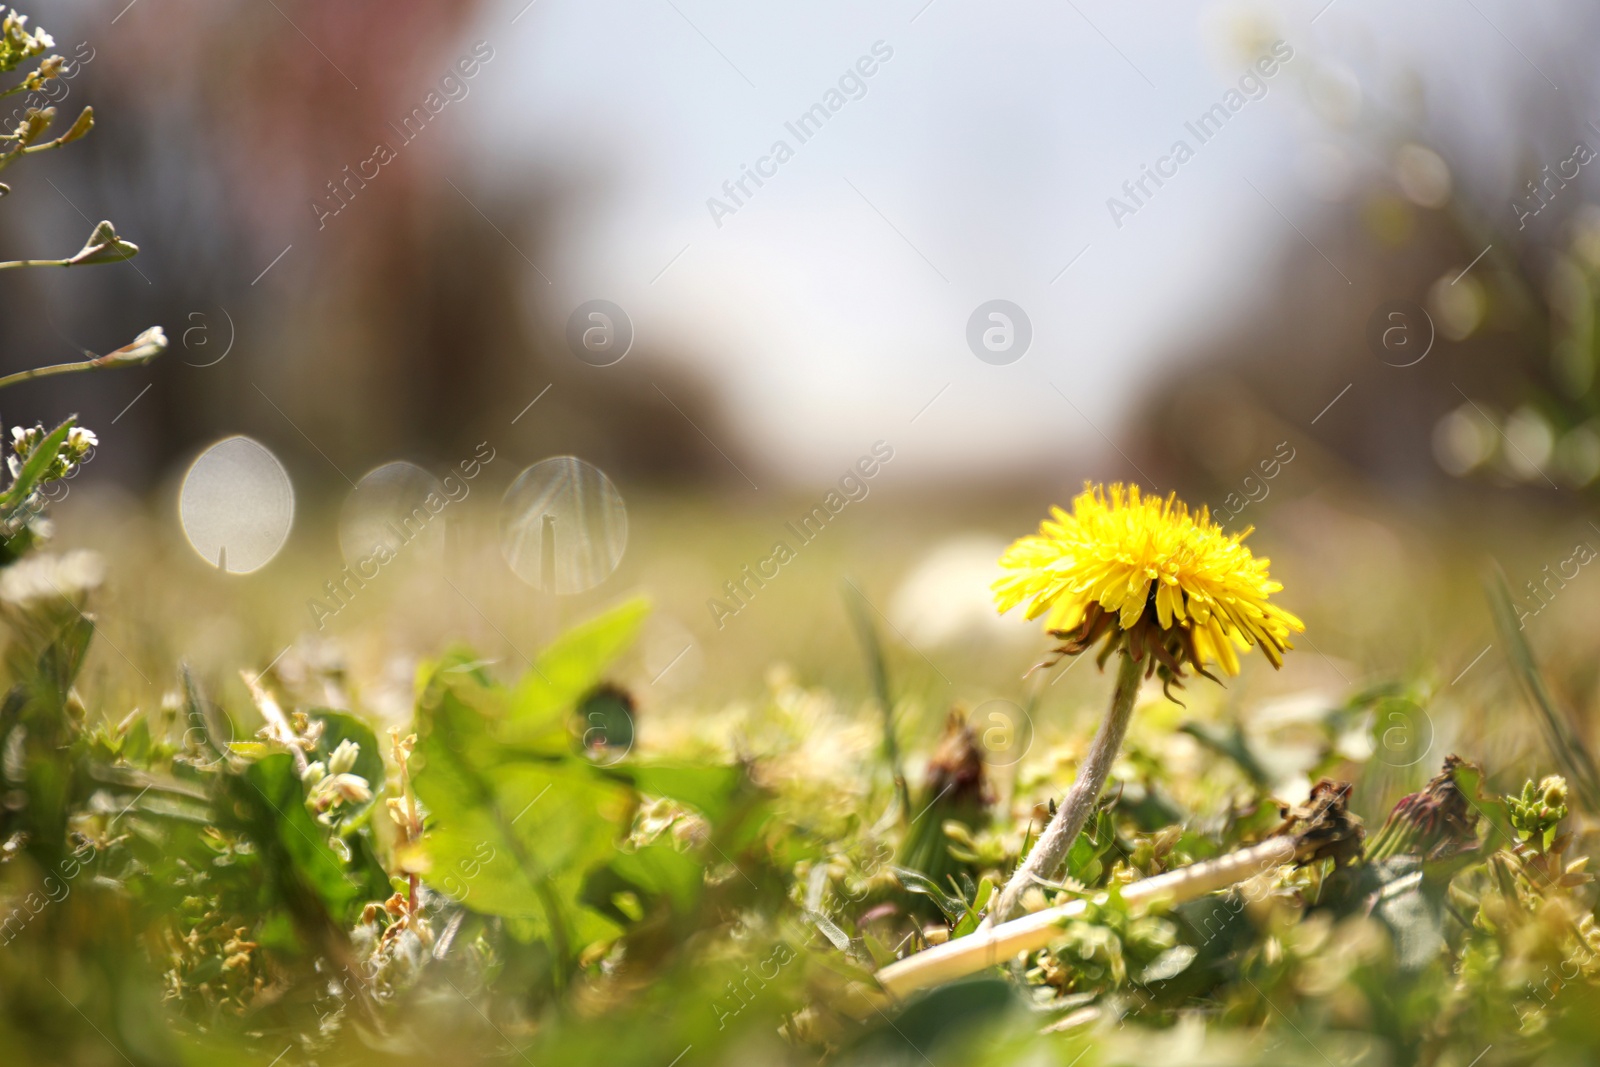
[994, 482, 1303, 681]
[981, 482, 1305, 926]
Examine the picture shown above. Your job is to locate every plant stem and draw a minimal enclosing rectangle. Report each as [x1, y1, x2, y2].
[0, 353, 107, 390]
[0, 258, 72, 272]
[985, 650, 1143, 925]
[876, 833, 1299, 999]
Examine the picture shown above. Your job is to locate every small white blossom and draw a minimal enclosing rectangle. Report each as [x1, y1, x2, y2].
[328, 738, 360, 776]
[0, 550, 103, 608]
[308, 772, 372, 813]
[328, 773, 372, 805]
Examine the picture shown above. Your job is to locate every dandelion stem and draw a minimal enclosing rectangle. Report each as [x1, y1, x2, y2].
[985, 650, 1142, 925]
[876, 833, 1299, 999]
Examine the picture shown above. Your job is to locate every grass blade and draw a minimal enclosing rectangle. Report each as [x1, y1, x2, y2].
[1486, 565, 1600, 812]
[843, 577, 911, 818]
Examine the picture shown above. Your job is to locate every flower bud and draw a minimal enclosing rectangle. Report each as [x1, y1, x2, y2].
[1368, 755, 1479, 862]
[328, 738, 360, 775]
[13, 105, 52, 146]
[101, 325, 165, 366]
[10, 424, 40, 456]
[55, 105, 91, 145]
[69, 220, 139, 266]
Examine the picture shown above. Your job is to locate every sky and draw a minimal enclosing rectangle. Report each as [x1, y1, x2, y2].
[81, 0, 1574, 488]
[452, 0, 1575, 483]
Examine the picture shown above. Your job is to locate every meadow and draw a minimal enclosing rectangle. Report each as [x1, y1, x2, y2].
[5, 6, 1600, 1065]
[0, 467, 1592, 1066]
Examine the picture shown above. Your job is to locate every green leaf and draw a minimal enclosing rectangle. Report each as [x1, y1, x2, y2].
[587, 842, 705, 923]
[25, 612, 93, 716]
[240, 753, 362, 921]
[890, 865, 967, 923]
[2, 602, 94, 773]
[412, 658, 632, 953]
[1450, 760, 1512, 855]
[951, 877, 995, 937]
[0, 417, 72, 517]
[181, 663, 234, 766]
[600, 761, 746, 824]
[1370, 856, 1448, 974]
[502, 597, 650, 746]
[1065, 807, 1120, 885]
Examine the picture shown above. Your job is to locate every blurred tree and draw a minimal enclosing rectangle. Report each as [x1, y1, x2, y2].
[1131, 18, 1600, 518]
[0, 0, 742, 495]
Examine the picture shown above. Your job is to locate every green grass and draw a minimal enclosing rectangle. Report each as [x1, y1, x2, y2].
[2, 480, 1597, 1065]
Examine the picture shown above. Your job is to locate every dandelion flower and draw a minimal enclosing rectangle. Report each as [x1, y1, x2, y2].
[984, 483, 1303, 925]
[994, 482, 1303, 684]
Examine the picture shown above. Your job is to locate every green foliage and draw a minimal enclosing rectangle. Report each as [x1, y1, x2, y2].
[1489, 568, 1600, 811]
[414, 649, 636, 949]
[2, 537, 1600, 1066]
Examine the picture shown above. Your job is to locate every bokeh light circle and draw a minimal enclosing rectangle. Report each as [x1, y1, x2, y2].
[500, 457, 627, 594]
[179, 436, 294, 573]
[338, 461, 447, 567]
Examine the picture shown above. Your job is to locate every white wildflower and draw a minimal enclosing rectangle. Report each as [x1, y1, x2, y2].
[328, 738, 360, 776]
[328, 773, 372, 805]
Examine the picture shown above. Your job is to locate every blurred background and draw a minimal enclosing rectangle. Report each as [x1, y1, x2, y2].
[7, 0, 1600, 766]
